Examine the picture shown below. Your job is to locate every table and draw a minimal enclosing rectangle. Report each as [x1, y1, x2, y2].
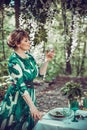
[33, 108, 87, 130]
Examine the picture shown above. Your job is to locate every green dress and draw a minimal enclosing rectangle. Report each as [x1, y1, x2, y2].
[0, 52, 39, 130]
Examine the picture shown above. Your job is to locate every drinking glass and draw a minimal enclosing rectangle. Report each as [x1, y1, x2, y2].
[83, 97, 87, 108]
[70, 99, 79, 122]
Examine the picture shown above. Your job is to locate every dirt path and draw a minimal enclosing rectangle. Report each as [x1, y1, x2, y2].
[35, 76, 87, 112]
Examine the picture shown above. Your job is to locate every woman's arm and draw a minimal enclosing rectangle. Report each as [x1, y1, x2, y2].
[22, 90, 41, 120]
[39, 50, 55, 76]
[39, 60, 49, 76]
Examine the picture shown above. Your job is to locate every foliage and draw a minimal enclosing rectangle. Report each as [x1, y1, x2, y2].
[45, 42, 65, 81]
[34, 25, 48, 45]
[0, 60, 9, 76]
[24, 0, 56, 23]
[19, 0, 87, 78]
[63, 0, 87, 16]
[61, 81, 82, 100]
[0, 6, 15, 76]
[0, 76, 10, 101]
[0, 7, 15, 59]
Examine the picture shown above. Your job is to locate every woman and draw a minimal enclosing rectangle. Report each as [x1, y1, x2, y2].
[0, 29, 54, 130]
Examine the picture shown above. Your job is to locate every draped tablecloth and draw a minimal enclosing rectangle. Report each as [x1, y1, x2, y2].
[33, 108, 87, 130]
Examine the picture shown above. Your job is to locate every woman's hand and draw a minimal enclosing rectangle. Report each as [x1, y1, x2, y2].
[30, 105, 42, 121]
[45, 50, 55, 62]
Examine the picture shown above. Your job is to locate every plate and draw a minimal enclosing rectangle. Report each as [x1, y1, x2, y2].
[48, 108, 73, 120]
[76, 110, 87, 117]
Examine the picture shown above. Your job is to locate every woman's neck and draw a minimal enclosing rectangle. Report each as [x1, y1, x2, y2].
[14, 49, 27, 58]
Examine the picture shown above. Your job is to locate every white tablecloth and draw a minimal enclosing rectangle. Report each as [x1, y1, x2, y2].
[33, 108, 87, 130]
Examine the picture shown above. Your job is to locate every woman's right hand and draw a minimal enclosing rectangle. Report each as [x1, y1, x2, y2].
[30, 106, 42, 121]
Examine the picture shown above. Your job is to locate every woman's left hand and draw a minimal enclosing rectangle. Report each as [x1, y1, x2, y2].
[45, 50, 55, 62]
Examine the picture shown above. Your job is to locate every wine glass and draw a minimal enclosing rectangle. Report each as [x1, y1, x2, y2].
[70, 99, 79, 122]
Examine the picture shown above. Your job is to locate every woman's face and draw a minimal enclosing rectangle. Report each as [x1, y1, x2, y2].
[17, 37, 31, 51]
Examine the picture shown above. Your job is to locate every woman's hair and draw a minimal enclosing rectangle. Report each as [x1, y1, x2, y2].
[7, 28, 29, 49]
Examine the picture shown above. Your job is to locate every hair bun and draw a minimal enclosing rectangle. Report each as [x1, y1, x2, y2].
[7, 35, 16, 48]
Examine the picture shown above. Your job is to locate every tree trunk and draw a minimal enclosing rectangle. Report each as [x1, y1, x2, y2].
[14, 0, 20, 28]
[0, 3, 6, 59]
[79, 42, 86, 76]
[65, 37, 72, 74]
[61, 1, 72, 74]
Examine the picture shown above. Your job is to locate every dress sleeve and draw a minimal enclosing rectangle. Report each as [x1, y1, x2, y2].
[8, 60, 28, 96]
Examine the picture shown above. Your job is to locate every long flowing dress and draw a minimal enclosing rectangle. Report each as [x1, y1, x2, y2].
[0, 52, 39, 130]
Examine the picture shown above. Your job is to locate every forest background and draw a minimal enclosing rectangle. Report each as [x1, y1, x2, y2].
[0, 0, 87, 96]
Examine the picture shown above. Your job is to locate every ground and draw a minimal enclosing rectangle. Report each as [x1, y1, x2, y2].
[35, 76, 87, 113]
